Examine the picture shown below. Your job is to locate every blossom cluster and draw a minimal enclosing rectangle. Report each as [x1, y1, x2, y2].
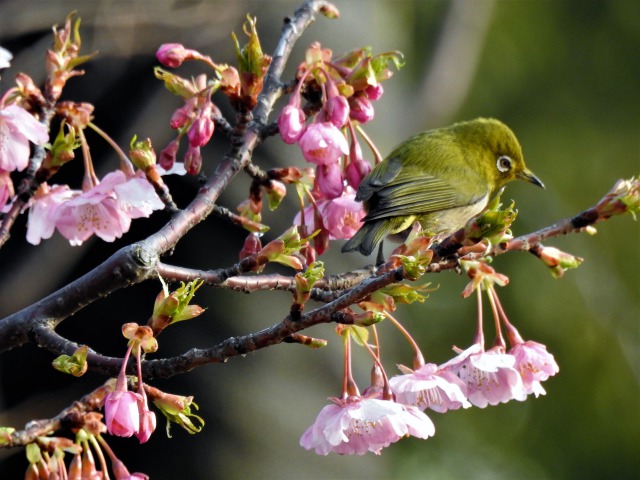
[0, 22, 171, 247]
[278, 44, 403, 254]
[300, 259, 559, 456]
[301, 339, 558, 455]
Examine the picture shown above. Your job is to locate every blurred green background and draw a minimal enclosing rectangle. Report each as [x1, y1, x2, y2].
[0, 1, 638, 479]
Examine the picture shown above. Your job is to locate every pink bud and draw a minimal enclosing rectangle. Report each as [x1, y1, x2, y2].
[298, 122, 349, 166]
[187, 103, 214, 147]
[346, 157, 371, 189]
[325, 95, 350, 128]
[277, 105, 306, 144]
[349, 93, 375, 123]
[239, 233, 262, 260]
[184, 145, 202, 175]
[170, 98, 196, 129]
[317, 162, 344, 200]
[159, 139, 179, 170]
[156, 43, 194, 68]
[365, 83, 384, 101]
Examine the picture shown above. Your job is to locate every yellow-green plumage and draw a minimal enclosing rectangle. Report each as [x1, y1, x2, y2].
[342, 118, 544, 256]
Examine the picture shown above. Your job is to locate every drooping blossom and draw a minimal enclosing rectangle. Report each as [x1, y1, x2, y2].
[440, 343, 526, 408]
[0, 104, 48, 172]
[295, 188, 365, 241]
[26, 170, 163, 246]
[321, 191, 366, 240]
[509, 340, 559, 397]
[298, 122, 348, 166]
[104, 390, 143, 438]
[324, 95, 350, 128]
[389, 363, 471, 413]
[135, 397, 157, 444]
[316, 162, 343, 200]
[345, 137, 371, 189]
[26, 184, 77, 245]
[300, 395, 435, 455]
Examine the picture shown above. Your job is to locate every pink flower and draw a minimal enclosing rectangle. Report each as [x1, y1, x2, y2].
[440, 344, 526, 408]
[53, 171, 163, 245]
[114, 171, 165, 219]
[322, 191, 366, 240]
[0, 170, 14, 208]
[298, 122, 348, 166]
[389, 363, 471, 413]
[0, 104, 48, 172]
[26, 184, 78, 245]
[300, 395, 435, 455]
[316, 162, 344, 200]
[104, 390, 143, 438]
[278, 105, 306, 144]
[111, 459, 149, 480]
[26, 171, 163, 246]
[294, 188, 365, 242]
[509, 340, 559, 397]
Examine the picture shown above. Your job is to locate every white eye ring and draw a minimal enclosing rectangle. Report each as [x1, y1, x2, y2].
[496, 155, 512, 173]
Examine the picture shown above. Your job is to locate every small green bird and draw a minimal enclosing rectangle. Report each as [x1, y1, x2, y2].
[341, 118, 544, 256]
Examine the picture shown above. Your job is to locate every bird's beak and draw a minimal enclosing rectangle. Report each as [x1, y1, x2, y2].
[517, 168, 545, 189]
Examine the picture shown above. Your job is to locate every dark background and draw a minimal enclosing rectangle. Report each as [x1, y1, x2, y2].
[0, 1, 638, 479]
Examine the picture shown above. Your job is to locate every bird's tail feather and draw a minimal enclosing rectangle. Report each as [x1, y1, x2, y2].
[341, 220, 394, 256]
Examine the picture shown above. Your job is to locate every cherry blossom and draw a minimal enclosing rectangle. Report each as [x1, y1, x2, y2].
[0, 104, 48, 172]
[298, 122, 348, 166]
[389, 363, 471, 413]
[440, 343, 526, 408]
[26, 171, 163, 246]
[509, 340, 559, 397]
[300, 395, 435, 455]
[104, 390, 143, 438]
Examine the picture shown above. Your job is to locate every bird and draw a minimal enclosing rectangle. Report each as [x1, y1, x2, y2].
[341, 117, 544, 257]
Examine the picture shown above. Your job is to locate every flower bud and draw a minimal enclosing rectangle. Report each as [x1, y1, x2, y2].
[184, 145, 202, 175]
[187, 102, 215, 147]
[159, 139, 180, 170]
[156, 43, 198, 68]
[129, 136, 157, 171]
[365, 83, 384, 101]
[317, 162, 344, 200]
[325, 95, 350, 128]
[278, 105, 306, 144]
[239, 233, 262, 260]
[349, 92, 374, 123]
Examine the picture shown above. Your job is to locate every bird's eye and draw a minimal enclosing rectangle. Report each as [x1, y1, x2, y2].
[496, 155, 512, 173]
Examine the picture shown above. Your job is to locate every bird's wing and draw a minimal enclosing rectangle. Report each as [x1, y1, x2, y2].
[361, 161, 487, 221]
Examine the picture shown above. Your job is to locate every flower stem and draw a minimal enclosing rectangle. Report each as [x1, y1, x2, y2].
[383, 310, 425, 369]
